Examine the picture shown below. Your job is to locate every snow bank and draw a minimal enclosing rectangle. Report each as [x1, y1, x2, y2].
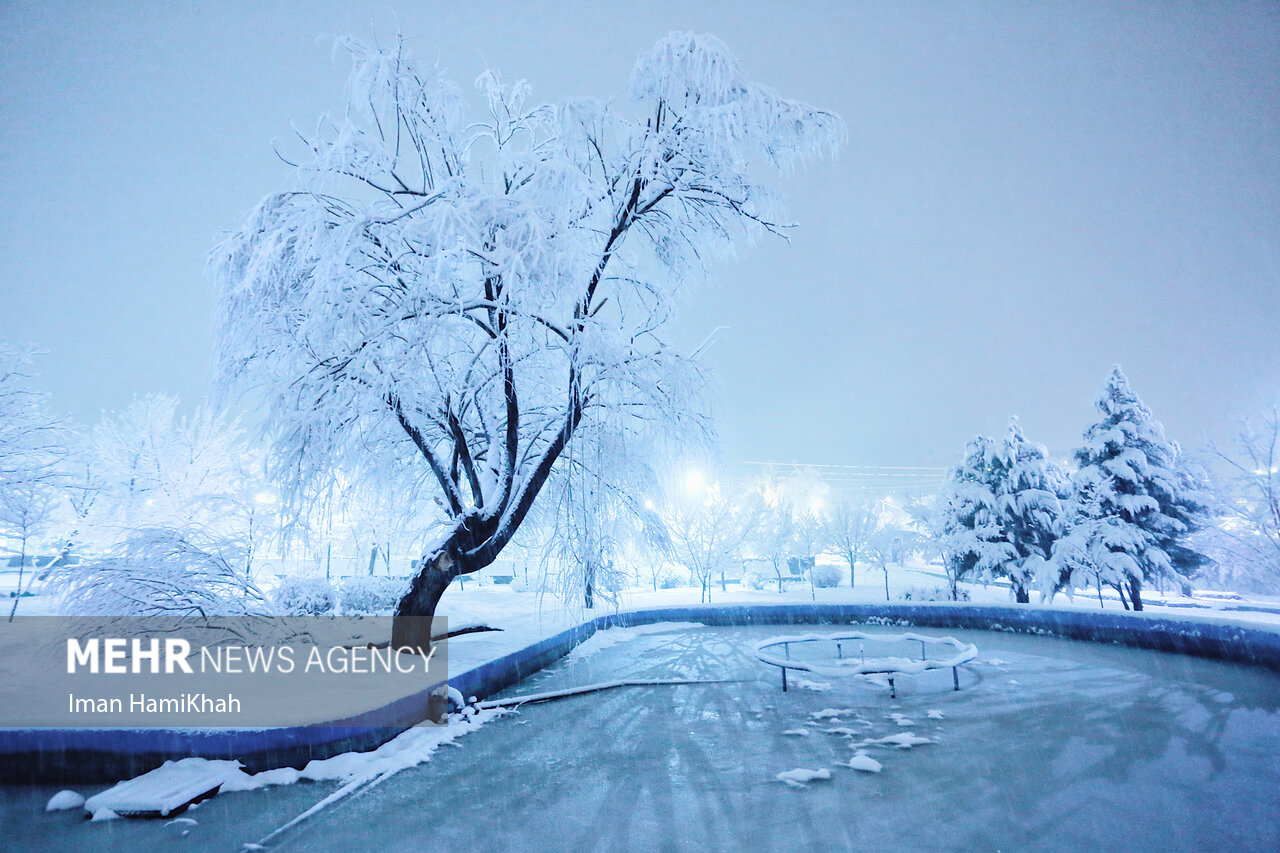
[80, 708, 508, 830]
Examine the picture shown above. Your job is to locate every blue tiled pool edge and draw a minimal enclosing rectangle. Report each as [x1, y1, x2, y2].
[3, 604, 1278, 784]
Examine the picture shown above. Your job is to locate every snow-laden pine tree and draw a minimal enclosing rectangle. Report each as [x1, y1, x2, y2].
[993, 418, 1069, 601]
[1054, 367, 1209, 610]
[937, 436, 1010, 597]
[209, 34, 842, 651]
[937, 419, 1065, 603]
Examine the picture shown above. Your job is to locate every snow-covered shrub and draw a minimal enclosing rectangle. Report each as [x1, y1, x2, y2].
[809, 563, 842, 588]
[742, 563, 773, 590]
[897, 585, 969, 602]
[657, 565, 686, 589]
[510, 571, 552, 594]
[338, 575, 406, 615]
[272, 576, 336, 617]
[51, 524, 279, 641]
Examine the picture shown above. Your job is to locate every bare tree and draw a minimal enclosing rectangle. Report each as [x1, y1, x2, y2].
[543, 427, 655, 611]
[826, 498, 879, 589]
[664, 481, 761, 603]
[1203, 406, 1280, 593]
[864, 513, 908, 602]
[210, 34, 841, 652]
[0, 344, 69, 620]
[753, 499, 797, 593]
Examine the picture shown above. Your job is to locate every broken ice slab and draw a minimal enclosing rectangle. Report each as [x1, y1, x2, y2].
[82, 758, 234, 818]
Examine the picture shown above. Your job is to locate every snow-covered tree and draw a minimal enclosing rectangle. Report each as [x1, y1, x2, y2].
[753, 498, 797, 593]
[0, 344, 70, 619]
[1054, 367, 1209, 610]
[826, 497, 880, 588]
[541, 425, 658, 610]
[935, 419, 1066, 603]
[664, 477, 762, 603]
[1201, 405, 1280, 593]
[994, 418, 1069, 601]
[936, 436, 1013, 598]
[87, 395, 265, 548]
[863, 511, 907, 602]
[210, 33, 841, 651]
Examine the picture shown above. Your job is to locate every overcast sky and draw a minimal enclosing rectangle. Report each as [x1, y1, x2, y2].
[2, 0, 1277, 469]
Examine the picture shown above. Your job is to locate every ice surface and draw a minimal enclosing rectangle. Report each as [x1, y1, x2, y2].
[563, 622, 706, 662]
[12, 622, 1280, 852]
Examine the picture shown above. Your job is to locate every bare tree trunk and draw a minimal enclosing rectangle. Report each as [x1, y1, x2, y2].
[1113, 581, 1130, 610]
[1013, 583, 1030, 604]
[1127, 578, 1144, 612]
[391, 552, 458, 655]
[1097, 577, 1104, 609]
[7, 536, 27, 623]
[883, 565, 890, 602]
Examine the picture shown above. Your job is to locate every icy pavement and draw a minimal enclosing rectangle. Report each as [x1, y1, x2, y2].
[6, 623, 1280, 851]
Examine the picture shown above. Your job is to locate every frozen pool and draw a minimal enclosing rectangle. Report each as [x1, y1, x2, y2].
[6, 623, 1280, 851]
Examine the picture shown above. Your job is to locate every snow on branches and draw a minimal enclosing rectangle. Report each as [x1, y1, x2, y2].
[936, 418, 1067, 603]
[1053, 367, 1210, 609]
[209, 33, 842, 647]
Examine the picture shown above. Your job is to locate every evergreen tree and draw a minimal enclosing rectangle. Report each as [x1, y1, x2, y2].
[938, 436, 1015, 598]
[991, 418, 1069, 601]
[1056, 367, 1210, 610]
[938, 420, 1065, 603]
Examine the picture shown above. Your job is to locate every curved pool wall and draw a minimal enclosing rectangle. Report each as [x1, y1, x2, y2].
[3, 603, 1278, 784]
